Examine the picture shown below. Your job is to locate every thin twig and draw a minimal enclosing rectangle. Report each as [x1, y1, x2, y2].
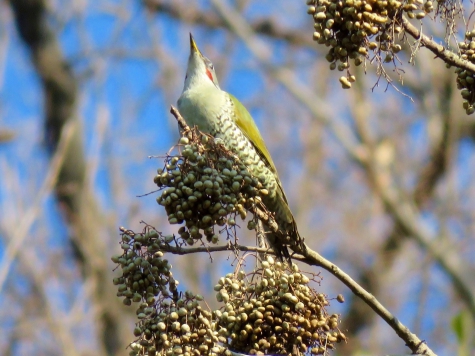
[0, 119, 77, 294]
[256, 220, 267, 262]
[170, 105, 189, 131]
[256, 220, 267, 249]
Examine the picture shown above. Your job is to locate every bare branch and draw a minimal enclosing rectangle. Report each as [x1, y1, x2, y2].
[403, 16, 475, 73]
[170, 105, 189, 131]
[342, 71, 458, 339]
[156, 242, 268, 255]
[0, 225, 82, 356]
[371, 169, 475, 319]
[0, 119, 77, 293]
[159, 239, 436, 356]
[143, 0, 315, 48]
[300, 246, 437, 356]
[413, 106, 452, 206]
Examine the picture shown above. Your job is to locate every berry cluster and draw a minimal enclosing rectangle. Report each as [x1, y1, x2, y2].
[112, 228, 175, 306]
[112, 227, 227, 356]
[112, 228, 345, 355]
[154, 130, 267, 245]
[215, 256, 346, 355]
[129, 294, 222, 356]
[457, 29, 475, 115]
[307, 0, 434, 88]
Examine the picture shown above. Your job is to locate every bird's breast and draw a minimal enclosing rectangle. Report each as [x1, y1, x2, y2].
[177, 87, 228, 134]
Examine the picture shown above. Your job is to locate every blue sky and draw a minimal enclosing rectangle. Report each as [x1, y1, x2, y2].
[0, 1, 472, 355]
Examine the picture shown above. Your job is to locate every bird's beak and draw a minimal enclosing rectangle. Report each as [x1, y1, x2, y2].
[189, 33, 202, 56]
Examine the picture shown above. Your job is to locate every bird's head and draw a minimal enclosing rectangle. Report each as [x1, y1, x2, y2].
[183, 34, 220, 91]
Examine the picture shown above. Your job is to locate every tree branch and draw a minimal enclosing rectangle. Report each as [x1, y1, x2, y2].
[300, 247, 436, 356]
[402, 16, 475, 74]
[158, 239, 435, 356]
[143, 0, 315, 48]
[0, 119, 76, 294]
[413, 90, 453, 206]
[170, 106, 189, 131]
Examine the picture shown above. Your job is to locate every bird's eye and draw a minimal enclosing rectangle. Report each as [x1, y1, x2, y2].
[209, 64, 214, 70]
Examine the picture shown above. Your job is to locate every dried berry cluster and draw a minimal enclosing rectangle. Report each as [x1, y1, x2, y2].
[457, 30, 475, 115]
[112, 227, 345, 355]
[214, 256, 345, 355]
[112, 226, 227, 356]
[112, 228, 174, 306]
[154, 130, 267, 245]
[129, 293, 224, 356]
[307, 0, 434, 88]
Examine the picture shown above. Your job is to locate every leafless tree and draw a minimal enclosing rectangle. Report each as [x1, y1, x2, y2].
[1, 0, 474, 355]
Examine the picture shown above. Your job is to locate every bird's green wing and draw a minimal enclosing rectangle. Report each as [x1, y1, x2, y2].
[229, 94, 290, 204]
[229, 93, 278, 174]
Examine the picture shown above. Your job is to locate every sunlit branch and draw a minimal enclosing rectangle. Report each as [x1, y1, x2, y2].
[402, 16, 475, 73]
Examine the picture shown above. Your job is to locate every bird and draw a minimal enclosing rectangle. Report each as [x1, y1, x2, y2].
[177, 34, 304, 261]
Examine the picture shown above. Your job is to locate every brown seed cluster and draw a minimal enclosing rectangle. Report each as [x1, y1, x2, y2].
[112, 227, 227, 356]
[112, 228, 174, 307]
[215, 256, 345, 355]
[154, 130, 266, 245]
[112, 228, 345, 355]
[307, 0, 434, 88]
[456, 30, 475, 115]
[129, 294, 223, 356]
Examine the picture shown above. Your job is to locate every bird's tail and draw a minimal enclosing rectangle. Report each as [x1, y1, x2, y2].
[261, 189, 305, 262]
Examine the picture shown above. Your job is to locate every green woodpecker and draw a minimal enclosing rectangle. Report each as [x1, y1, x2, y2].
[177, 34, 304, 260]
